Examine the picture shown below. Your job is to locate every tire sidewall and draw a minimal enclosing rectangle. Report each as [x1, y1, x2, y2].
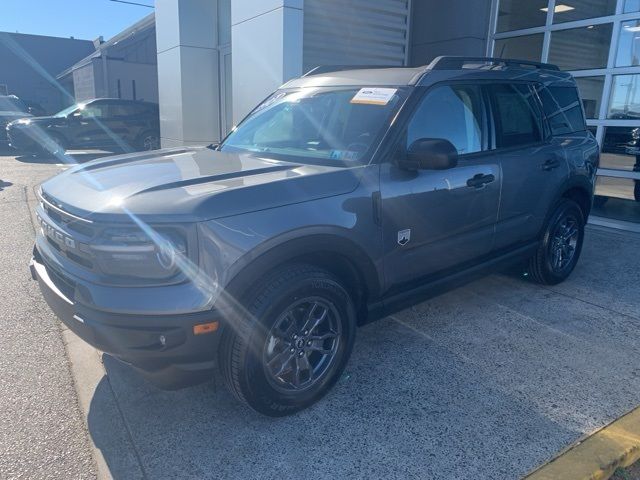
[239, 271, 356, 416]
[539, 200, 585, 283]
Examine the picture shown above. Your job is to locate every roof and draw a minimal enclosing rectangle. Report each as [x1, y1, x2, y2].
[56, 12, 155, 79]
[283, 56, 574, 89]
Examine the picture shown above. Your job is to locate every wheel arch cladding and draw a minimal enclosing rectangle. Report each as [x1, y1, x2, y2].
[562, 185, 592, 219]
[225, 234, 380, 324]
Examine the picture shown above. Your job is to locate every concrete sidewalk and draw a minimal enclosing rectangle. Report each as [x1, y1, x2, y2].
[76, 225, 640, 480]
[0, 154, 96, 479]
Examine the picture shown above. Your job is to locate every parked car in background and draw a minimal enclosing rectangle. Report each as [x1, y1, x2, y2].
[0, 95, 32, 146]
[30, 57, 598, 416]
[7, 98, 160, 156]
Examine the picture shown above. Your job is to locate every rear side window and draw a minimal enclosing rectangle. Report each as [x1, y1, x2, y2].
[407, 84, 485, 155]
[489, 83, 543, 149]
[537, 85, 586, 135]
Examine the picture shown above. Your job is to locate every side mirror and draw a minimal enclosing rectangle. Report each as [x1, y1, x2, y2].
[400, 138, 458, 170]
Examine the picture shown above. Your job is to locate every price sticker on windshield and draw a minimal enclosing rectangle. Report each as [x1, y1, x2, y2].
[350, 88, 398, 105]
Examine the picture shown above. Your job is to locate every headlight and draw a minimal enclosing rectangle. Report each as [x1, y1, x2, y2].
[91, 227, 189, 280]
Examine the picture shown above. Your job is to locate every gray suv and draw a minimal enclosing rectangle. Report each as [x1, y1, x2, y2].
[30, 57, 599, 416]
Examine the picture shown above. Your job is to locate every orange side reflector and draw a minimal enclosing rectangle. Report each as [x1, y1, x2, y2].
[193, 321, 219, 335]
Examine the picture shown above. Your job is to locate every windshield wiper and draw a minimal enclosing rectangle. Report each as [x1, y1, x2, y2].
[206, 143, 219, 150]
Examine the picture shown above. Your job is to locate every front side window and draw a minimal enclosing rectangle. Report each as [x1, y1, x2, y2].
[406, 85, 484, 155]
[489, 83, 543, 148]
[80, 103, 110, 119]
[221, 87, 407, 164]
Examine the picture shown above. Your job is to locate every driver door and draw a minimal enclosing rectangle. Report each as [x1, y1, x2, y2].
[380, 83, 501, 289]
[69, 101, 112, 148]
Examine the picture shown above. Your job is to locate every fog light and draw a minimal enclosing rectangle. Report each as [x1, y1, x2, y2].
[193, 321, 219, 335]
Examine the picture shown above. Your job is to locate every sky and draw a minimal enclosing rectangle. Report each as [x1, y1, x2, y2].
[0, 0, 154, 41]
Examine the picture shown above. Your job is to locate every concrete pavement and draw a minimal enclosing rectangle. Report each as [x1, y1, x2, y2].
[2, 151, 640, 479]
[0, 152, 95, 479]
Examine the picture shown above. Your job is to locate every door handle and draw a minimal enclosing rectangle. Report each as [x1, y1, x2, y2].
[466, 173, 495, 189]
[541, 158, 560, 171]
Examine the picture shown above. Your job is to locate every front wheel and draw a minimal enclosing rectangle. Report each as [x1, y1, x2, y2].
[219, 264, 356, 416]
[528, 199, 585, 285]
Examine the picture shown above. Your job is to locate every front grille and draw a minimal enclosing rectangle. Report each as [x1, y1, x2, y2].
[39, 193, 96, 270]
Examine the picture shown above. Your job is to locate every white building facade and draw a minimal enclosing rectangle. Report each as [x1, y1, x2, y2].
[154, 0, 639, 228]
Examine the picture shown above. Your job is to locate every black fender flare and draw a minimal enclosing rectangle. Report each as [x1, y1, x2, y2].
[224, 229, 382, 304]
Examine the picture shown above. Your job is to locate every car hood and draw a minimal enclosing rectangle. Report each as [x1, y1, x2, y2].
[40, 147, 365, 223]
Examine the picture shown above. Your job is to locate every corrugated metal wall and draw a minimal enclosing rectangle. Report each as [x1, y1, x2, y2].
[303, 0, 410, 72]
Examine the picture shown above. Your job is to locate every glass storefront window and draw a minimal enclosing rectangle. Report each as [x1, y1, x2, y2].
[624, 0, 640, 13]
[496, 0, 548, 33]
[601, 127, 640, 171]
[494, 34, 544, 63]
[608, 74, 640, 119]
[551, 0, 616, 24]
[574, 76, 605, 118]
[616, 20, 640, 67]
[593, 176, 640, 223]
[548, 24, 613, 70]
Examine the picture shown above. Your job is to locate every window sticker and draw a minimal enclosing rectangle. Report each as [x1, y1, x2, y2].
[350, 88, 398, 106]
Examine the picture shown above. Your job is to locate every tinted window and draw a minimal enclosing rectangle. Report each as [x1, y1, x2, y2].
[407, 85, 484, 155]
[538, 85, 586, 134]
[490, 84, 543, 148]
[222, 87, 406, 164]
[80, 103, 109, 118]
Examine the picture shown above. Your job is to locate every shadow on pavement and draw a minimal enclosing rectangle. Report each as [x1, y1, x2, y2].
[0, 179, 13, 191]
[88, 318, 578, 480]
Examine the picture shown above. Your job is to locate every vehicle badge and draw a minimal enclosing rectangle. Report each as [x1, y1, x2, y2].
[397, 229, 411, 246]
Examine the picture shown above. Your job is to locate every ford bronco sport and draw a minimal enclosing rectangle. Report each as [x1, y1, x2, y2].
[30, 57, 599, 416]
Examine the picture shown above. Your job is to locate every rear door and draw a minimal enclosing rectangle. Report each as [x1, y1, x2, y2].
[487, 83, 569, 250]
[380, 83, 501, 289]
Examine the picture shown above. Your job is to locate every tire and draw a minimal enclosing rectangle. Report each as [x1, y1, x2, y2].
[528, 199, 585, 285]
[137, 130, 160, 151]
[219, 264, 357, 416]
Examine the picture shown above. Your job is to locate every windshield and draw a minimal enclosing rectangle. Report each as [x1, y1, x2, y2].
[0, 95, 27, 113]
[54, 103, 81, 118]
[220, 87, 406, 164]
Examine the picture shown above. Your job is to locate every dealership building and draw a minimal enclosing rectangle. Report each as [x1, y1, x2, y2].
[150, 0, 640, 229]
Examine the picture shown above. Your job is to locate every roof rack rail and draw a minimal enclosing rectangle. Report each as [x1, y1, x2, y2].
[428, 56, 560, 72]
[303, 65, 403, 77]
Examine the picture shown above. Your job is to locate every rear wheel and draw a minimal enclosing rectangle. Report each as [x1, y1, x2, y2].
[219, 264, 356, 416]
[528, 199, 585, 285]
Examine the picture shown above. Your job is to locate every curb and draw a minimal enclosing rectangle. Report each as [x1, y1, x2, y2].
[525, 406, 640, 480]
[61, 325, 146, 480]
[61, 327, 114, 480]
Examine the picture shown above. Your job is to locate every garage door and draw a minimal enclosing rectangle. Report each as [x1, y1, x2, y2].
[303, 0, 410, 73]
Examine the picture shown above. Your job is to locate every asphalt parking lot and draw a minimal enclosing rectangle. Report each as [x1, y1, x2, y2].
[2, 151, 640, 479]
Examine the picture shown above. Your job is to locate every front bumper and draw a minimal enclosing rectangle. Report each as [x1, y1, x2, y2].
[30, 250, 223, 389]
[7, 127, 40, 153]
